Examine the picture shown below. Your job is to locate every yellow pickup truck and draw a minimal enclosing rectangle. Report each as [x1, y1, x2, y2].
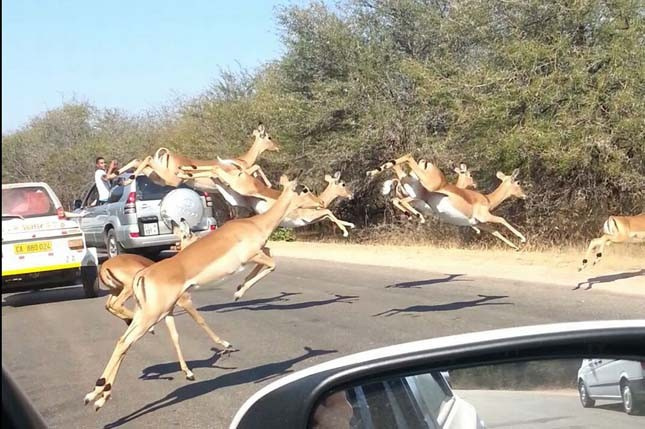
[2, 182, 99, 298]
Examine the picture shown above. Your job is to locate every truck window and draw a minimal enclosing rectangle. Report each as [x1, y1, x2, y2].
[2, 187, 57, 218]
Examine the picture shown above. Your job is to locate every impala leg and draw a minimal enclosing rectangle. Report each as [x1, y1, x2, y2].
[177, 170, 218, 179]
[117, 158, 141, 175]
[246, 165, 273, 187]
[477, 224, 519, 250]
[477, 212, 526, 243]
[84, 313, 155, 411]
[397, 197, 426, 223]
[579, 235, 612, 271]
[164, 313, 194, 380]
[176, 294, 233, 350]
[367, 154, 417, 177]
[105, 295, 134, 323]
[300, 209, 355, 237]
[178, 165, 213, 171]
[234, 248, 276, 301]
[107, 288, 135, 325]
[125, 156, 183, 187]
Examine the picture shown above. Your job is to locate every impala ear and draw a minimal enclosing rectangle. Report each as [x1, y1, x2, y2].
[454, 166, 461, 174]
[258, 123, 265, 133]
[496, 171, 506, 180]
[511, 168, 520, 179]
[333, 171, 341, 180]
[324, 174, 333, 183]
[460, 163, 467, 171]
[279, 174, 290, 187]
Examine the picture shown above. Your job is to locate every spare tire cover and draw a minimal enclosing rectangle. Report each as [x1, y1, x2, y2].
[159, 188, 204, 229]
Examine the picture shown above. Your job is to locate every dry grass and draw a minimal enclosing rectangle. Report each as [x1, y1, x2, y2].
[269, 237, 645, 297]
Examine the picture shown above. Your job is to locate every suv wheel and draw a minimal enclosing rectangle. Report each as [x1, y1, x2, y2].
[106, 229, 125, 258]
[80, 265, 99, 298]
[578, 380, 595, 408]
[621, 381, 641, 415]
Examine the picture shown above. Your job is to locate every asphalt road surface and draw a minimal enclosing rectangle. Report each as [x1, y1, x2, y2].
[456, 389, 644, 429]
[2, 257, 643, 428]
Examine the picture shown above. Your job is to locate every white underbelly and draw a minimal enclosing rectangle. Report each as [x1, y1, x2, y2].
[280, 218, 308, 228]
[215, 184, 243, 207]
[403, 184, 417, 198]
[426, 195, 471, 226]
[253, 199, 270, 214]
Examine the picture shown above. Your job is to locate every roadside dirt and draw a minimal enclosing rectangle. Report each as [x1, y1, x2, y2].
[268, 241, 645, 298]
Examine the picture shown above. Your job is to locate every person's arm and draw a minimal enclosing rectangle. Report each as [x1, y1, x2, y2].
[105, 160, 119, 180]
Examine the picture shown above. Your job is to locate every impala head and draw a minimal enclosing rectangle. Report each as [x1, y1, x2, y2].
[252, 123, 280, 152]
[454, 163, 477, 189]
[324, 171, 353, 200]
[496, 169, 527, 199]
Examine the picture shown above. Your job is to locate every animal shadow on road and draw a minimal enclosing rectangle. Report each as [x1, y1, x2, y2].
[104, 346, 337, 429]
[573, 269, 644, 291]
[385, 273, 470, 289]
[197, 291, 302, 312]
[1, 286, 107, 307]
[373, 294, 513, 317]
[198, 292, 359, 313]
[139, 348, 239, 381]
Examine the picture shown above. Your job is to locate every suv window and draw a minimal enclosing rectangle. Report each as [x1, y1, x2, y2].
[1, 187, 57, 218]
[108, 186, 124, 203]
[136, 176, 187, 201]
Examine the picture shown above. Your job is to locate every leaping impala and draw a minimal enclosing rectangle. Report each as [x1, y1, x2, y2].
[84, 174, 308, 411]
[179, 166, 356, 237]
[579, 214, 645, 271]
[117, 123, 279, 189]
[381, 161, 477, 224]
[99, 223, 232, 381]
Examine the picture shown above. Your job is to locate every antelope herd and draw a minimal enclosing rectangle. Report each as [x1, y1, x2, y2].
[84, 124, 644, 411]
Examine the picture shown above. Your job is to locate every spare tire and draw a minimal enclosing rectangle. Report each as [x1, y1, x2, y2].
[159, 188, 205, 230]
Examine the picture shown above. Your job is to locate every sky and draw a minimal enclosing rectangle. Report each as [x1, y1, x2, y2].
[2, 0, 309, 134]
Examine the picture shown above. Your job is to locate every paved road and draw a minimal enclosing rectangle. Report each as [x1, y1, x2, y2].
[2, 257, 643, 428]
[457, 389, 644, 428]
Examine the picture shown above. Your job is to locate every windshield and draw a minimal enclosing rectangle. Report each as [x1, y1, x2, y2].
[2, 186, 57, 218]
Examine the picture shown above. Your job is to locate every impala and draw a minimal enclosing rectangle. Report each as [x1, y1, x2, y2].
[117, 123, 279, 190]
[579, 214, 645, 271]
[84, 174, 307, 411]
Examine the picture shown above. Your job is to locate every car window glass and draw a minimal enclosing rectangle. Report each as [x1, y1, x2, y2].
[405, 373, 452, 425]
[136, 176, 179, 201]
[83, 185, 99, 207]
[310, 373, 447, 429]
[108, 186, 124, 203]
[1, 187, 57, 218]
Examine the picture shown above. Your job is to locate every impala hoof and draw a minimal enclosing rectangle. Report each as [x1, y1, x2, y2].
[186, 374, 195, 381]
[84, 397, 90, 406]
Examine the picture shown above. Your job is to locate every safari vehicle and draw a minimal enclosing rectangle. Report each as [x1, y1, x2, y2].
[578, 358, 645, 415]
[73, 175, 217, 258]
[2, 182, 99, 298]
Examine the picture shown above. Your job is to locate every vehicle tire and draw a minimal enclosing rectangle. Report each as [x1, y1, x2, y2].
[578, 380, 595, 408]
[105, 229, 125, 258]
[621, 380, 641, 415]
[80, 265, 99, 298]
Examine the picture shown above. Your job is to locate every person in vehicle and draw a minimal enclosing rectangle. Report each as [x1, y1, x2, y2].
[94, 157, 119, 205]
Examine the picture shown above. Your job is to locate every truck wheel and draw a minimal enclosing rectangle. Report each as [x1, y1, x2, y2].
[81, 265, 99, 298]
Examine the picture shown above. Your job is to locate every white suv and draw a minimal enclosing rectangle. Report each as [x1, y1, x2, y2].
[2, 182, 99, 298]
[578, 359, 645, 415]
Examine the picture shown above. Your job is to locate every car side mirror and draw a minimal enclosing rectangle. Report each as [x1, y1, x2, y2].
[230, 321, 645, 428]
[74, 199, 83, 209]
